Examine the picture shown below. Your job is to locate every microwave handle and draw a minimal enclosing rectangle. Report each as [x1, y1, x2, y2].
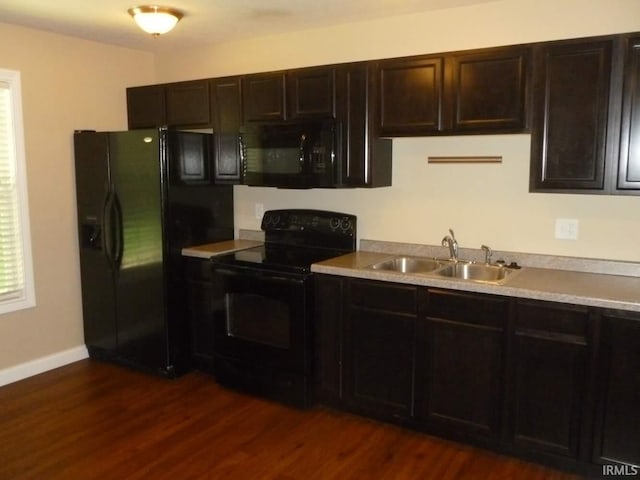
[238, 134, 247, 176]
[299, 133, 307, 173]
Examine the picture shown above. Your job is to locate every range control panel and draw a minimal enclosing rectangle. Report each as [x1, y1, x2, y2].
[261, 209, 357, 243]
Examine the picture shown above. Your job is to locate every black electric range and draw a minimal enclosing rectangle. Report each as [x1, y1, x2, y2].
[212, 209, 357, 274]
[209, 209, 357, 408]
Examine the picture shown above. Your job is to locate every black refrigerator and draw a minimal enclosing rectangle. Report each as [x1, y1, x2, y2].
[73, 128, 233, 377]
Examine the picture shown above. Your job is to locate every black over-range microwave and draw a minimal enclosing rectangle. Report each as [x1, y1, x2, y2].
[239, 121, 341, 188]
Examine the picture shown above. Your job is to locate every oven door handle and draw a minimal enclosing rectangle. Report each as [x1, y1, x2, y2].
[210, 264, 306, 285]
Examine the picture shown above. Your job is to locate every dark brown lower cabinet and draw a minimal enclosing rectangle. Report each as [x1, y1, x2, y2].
[311, 274, 639, 475]
[343, 279, 417, 422]
[314, 275, 346, 405]
[593, 310, 640, 467]
[507, 300, 593, 464]
[185, 257, 222, 374]
[416, 289, 508, 444]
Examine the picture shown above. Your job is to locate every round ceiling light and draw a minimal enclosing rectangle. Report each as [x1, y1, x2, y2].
[128, 6, 184, 37]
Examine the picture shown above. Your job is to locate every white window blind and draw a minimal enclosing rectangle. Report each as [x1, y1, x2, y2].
[0, 69, 34, 313]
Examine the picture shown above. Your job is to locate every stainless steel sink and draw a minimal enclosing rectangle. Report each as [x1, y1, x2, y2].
[369, 256, 445, 274]
[368, 255, 520, 285]
[433, 262, 514, 284]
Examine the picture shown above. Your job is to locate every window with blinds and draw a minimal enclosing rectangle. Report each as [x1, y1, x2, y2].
[0, 69, 35, 314]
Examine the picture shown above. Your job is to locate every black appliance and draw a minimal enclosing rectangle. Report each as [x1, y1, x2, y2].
[210, 209, 357, 407]
[239, 121, 339, 188]
[73, 128, 234, 377]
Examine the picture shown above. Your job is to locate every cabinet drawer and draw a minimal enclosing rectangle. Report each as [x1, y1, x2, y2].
[425, 289, 508, 329]
[515, 300, 589, 339]
[349, 279, 417, 314]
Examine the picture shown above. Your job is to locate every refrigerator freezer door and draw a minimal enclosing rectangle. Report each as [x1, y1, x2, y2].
[73, 132, 117, 352]
[108, 130, 168, 372]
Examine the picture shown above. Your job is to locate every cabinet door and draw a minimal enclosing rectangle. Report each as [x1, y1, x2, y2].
[509, 300, 591, 460]
[336, 64, 392, 187]
[377, 56, 445, 136]
[617, 35, 640, 191]
[314, 275, 346, 405]
[165, 80, 211, 126]
[287, 67, 336, 120]
[344, 280, 417, 421]
[530, 39, 613, 191]
[448, 47, 530, 133]
[594, 311, 640, 467]
[242, 72, 286, 122]
[187, 278, 217, 373]
[185, 258, 225, 374]
[417, 289, 507, 442]
[126, 85, 166, 129]
[210, 77, 242, 183]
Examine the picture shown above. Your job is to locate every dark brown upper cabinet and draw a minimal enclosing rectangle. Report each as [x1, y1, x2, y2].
[375, 46, 531, 137]
[210, 77, 243, 183]
[447, 47, 530, 133]
[617, 35, 640, 191]
[530, 33, 640, 195]
[127, 80, 210, 129]
[287, 67, 336, 120]
[529, 38, 613, 192]
[242, 72, 286, 122]
[377, 56, 445, 136]
[165, 80, 211, 127]
[127, 85, 166, 129]
[243, 67, 337, 122]
[336, 63, 392, 187]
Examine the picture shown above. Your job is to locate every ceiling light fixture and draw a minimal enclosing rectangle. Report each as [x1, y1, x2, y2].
[128, 5, 184, 37]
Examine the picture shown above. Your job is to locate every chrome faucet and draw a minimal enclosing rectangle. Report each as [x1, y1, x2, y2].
[481, 245, 493, 265]
[441, 228, 459, 262]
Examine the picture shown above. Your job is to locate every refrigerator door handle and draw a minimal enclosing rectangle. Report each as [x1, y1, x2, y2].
[102, 188, 116, 271]
[112, 189, 124, 270]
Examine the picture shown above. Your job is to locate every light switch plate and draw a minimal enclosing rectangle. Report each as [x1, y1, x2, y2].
[255, 203, 264, 219]
[555, 218, 579, 240]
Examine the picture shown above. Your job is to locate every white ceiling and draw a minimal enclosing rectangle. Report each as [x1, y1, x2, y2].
[0, 0, 497, 52]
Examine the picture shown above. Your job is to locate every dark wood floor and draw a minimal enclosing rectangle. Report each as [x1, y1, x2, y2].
[0, 359, 582, 479]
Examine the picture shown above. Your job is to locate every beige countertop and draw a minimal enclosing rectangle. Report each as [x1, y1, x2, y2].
[181, 239, 262, 259]
[311, 251, 640, 313]
[182, 237, 640, 313]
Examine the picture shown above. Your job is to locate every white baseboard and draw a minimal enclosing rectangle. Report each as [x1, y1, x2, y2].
[0, 345, 89, 387]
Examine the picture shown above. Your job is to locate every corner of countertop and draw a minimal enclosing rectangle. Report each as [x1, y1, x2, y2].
[181, 238, 263, 259]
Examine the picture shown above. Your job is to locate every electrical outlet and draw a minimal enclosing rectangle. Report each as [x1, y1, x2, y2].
[555, 218, 579, 240]
[255, 203, 264, 220]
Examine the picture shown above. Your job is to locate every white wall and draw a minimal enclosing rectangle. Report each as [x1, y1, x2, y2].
[156, 0, 640, 262]
[0, 22, 155, 371]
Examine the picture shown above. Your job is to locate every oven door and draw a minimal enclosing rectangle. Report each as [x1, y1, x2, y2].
[210, 264, 312, 374]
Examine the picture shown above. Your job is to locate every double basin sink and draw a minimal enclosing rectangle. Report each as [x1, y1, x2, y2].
[368, 256, 520, 285]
